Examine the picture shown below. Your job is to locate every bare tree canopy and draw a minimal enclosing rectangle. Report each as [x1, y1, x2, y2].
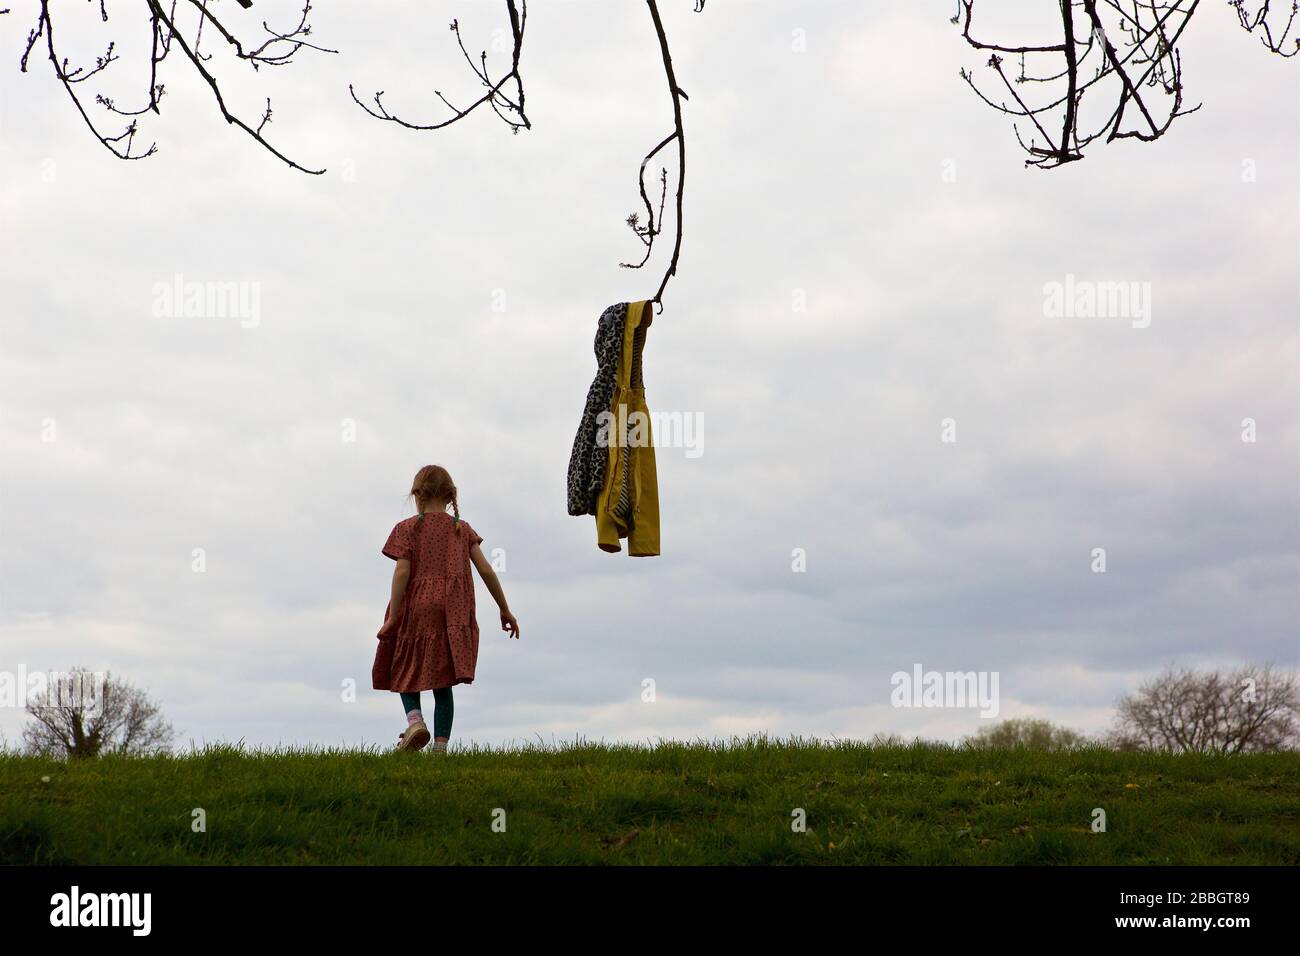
[14, 0, 336, 173]
[23, 668, 175, 758]
[1109, 664, 1300, 753]
[955, 0, 1298, 168]
[5, 1, 1294, 303]
[6, 0, 703, 306]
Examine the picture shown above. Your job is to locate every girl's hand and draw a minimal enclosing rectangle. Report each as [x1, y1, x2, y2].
[500, 610, 520, 639]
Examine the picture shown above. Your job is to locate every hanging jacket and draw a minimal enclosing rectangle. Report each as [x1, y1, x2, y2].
[595, 300, 660, 556]
[566, 302, 629, 516]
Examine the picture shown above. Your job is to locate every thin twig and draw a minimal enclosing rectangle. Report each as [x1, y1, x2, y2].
[619, 0, 696, 315]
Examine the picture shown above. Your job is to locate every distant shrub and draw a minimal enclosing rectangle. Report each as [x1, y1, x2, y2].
[966, 718, 1090, 751]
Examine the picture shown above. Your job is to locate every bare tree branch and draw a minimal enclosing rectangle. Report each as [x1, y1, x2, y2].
[1230, 0, 1300, 55]
[954, 0, 1293, 168]
[619, 0, 696, 314]
[146, 0, 327, 173]
[16, 0, 333, 172]
[347, 0, 703, 311]
[348, 0, 530, 134]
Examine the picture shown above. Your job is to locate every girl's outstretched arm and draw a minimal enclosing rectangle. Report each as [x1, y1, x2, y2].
[470, 543, 520, 638]
[384, 558, 411, 630]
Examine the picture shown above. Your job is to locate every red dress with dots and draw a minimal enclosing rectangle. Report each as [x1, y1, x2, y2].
[372, 511, 483, 692]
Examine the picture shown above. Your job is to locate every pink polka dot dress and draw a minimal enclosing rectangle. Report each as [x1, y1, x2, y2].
[371, 511, 482, 692]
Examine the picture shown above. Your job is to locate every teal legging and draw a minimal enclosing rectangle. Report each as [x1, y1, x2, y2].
[400, 688, 453, 739]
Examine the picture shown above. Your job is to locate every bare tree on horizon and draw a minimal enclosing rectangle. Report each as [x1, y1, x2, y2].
[1108, 664, 1300, 753]
[23, 668, 175, 759]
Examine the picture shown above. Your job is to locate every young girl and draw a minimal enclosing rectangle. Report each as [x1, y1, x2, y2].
[372, 465, 520, 753]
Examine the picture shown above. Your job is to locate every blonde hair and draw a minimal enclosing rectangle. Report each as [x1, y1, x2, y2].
[408, 464, 461, 532]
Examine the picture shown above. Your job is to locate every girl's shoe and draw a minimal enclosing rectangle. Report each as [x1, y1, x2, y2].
[396, 720, 431, 752]
[429, 740, 448, 754]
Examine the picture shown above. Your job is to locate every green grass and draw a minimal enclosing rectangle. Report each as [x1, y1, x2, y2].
[2, 737, 1298, 865]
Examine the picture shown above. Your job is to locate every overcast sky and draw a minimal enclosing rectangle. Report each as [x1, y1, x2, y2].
[1, 1, 1296, 751]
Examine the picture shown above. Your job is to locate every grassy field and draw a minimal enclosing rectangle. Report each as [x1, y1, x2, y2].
[2, 738, 1298, 865]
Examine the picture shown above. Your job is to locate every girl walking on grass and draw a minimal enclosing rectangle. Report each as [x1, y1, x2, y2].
[372, 465, 520, 753]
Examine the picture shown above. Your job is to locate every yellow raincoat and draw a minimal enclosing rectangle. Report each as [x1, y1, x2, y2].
[595, 300, 660, 556]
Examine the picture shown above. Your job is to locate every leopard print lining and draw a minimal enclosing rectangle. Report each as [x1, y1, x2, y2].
[566, 303, 628, 516]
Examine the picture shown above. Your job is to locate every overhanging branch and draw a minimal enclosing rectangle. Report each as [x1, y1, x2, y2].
[620, 0, 700, 314]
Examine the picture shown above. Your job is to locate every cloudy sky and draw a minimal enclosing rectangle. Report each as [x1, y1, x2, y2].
[1, 1, 1296, 751]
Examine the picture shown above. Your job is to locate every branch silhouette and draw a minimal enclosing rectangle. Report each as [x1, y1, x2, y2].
[347, 0, 703, 309]
[12, 2, 1291, 302]
[347, 0, 530, 134]
[620, 0, 697, 314]
[15, 0, 334, 172]
[955, 0, 1297, 169]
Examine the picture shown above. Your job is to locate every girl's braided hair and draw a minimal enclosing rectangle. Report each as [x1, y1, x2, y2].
[409, 464, 462, 534]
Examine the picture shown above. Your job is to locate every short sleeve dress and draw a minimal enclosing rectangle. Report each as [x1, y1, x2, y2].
[371, 511, 484, 692]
